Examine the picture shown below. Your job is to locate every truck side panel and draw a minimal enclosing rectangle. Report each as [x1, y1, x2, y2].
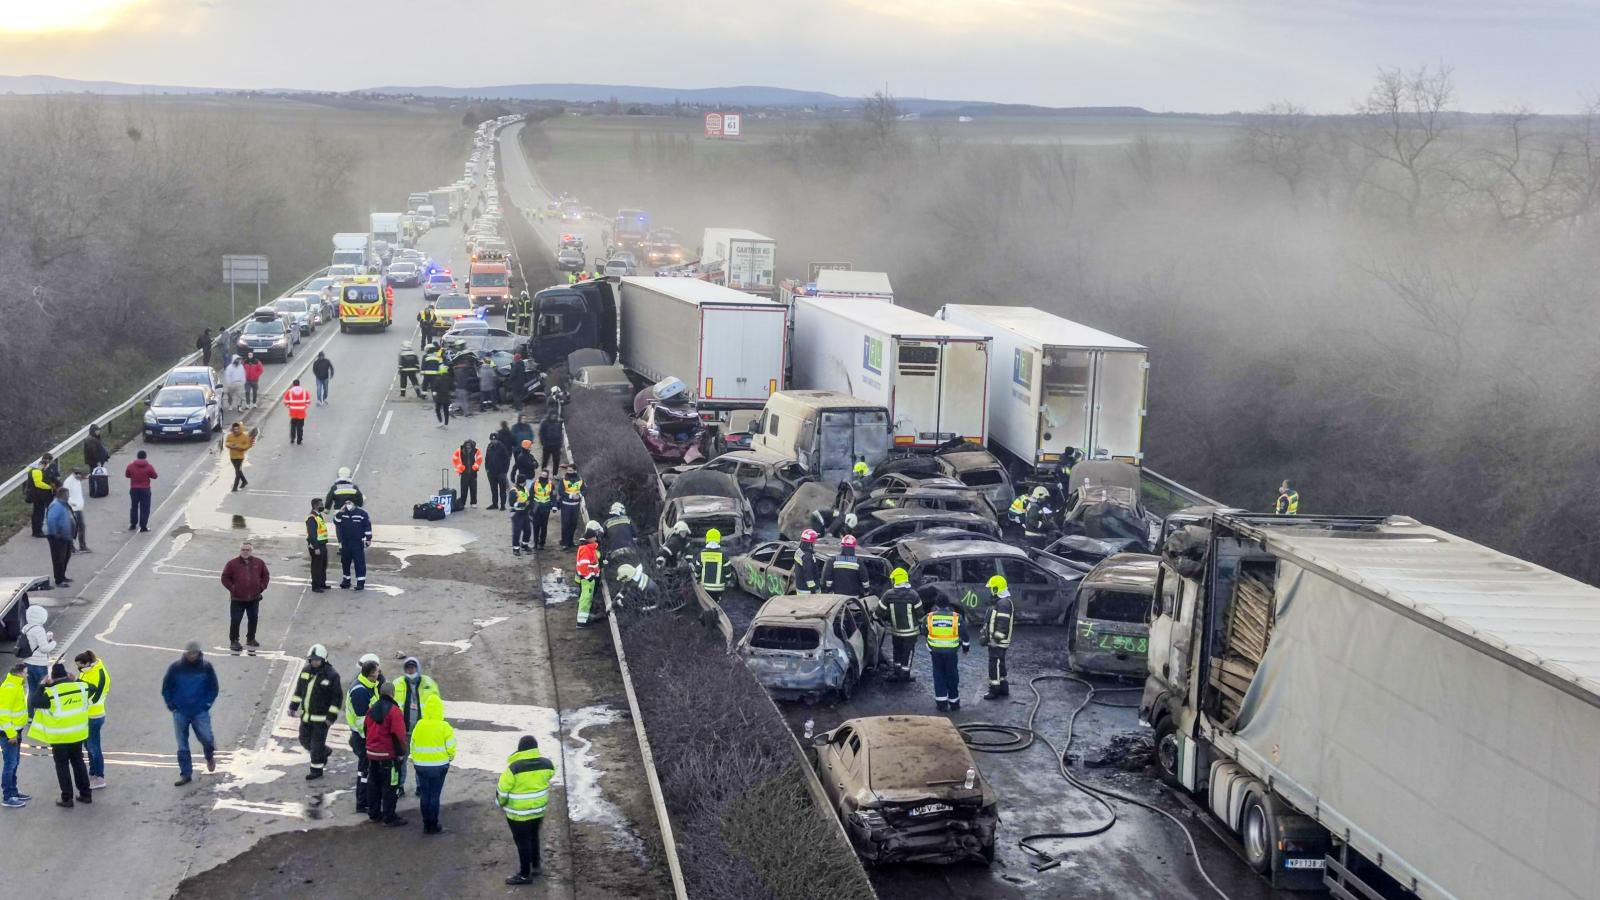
[618, 284, 698, 388]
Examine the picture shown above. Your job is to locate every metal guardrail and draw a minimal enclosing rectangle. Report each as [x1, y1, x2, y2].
[1141, 466, 1223, 518]
[0, 267, 327, 500]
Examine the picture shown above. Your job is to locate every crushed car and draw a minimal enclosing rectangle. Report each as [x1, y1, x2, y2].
[884, 537, 1087, 624]
[732, 539, 892, 600]
[661, 447, 812, 519]
[660, 469, 754, 554]
[736, 593, 885, 701]
[854, 508, 1001, 548]
[1056, 460, 1160, 552]
[812, 715, 999, 865]
[1068, 552, 1158, 678]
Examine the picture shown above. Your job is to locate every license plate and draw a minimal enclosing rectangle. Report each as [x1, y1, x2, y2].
[908, 802, 952, 817]
[163, 427, 181, 433]
[1284, 858, 1324, 870]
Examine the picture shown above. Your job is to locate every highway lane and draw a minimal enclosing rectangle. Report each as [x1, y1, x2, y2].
[0, 203, 655, 897]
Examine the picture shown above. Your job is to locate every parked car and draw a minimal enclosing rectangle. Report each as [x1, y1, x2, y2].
[884, 537, 1086, 624]
[571, 364, 633, 410]
[732, 539, 891, 601]
[812, 715, 999, 865]
[663, 448, 812, 519]
[635, 401, 713, 463]
[603, 258, 633, 278]
[163, 366, 220, 393]
[854, 508, 1000, 549]
[144, 384, 222, 441]
[660, 470, 755, 553]
[237, 307, 294, 362]
[272, 296, 316, 335]
[1068, 553, 1158, 677]
[0, 576, 49, 644]
[736, 593, 886, 702]
[387, 261, 421, 287]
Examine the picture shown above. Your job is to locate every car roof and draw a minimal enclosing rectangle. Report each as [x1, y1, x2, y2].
[713, 448, 794, 466]
[752, 593, 856, 623]
[897, 537, 1028, 563]
[1082, 553, 1160, 589]
[169, 366, 212, 376]
[577, 365, 629, 384]
[676, 496, 741, 516]
[937, 450, 1004, 471]
[868, 507, 992, 525]
[838, 716, 976, 792]
[437, 295, 470, 307]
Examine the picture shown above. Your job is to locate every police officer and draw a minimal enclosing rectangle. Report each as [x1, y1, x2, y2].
[604, 502, 636, 570]
[509, 478, 532, 556]
[398, 341, 423, 399]
[343, 655, 382, 813]
[305, 498, 330, 593]
[794, 529, 822, 594]
[29, 662, 92, 807]
[324, 466, 364, 510]
[333, 498, 373, 591]
[826, 534, 865, 597]
[418, 304, 439, 346]
[699, 528, 726, 605]
[558, 464, 584, 549]
[287, 644, 342, 779]
[981, 576, 1015, 700]
[575, 524, 602, 626]
[925, 593, 970, 712]
[878, 568, 924, 681]
[529, 471, 554, 549]
[1276, 480, 1300, 515]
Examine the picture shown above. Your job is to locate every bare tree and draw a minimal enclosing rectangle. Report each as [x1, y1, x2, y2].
[1240, 101, 1317, 197]
[1355, 65, 1456, 220]
[861, 90, 899, 146]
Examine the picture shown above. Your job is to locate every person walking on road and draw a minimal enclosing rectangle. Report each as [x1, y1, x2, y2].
[452, 438, 483, 508]
[325, 466, 364, 509]
[1, 662, 29, 808]
[558, 464, 584, 549]
[530, 471, 554, 550]
[223, 358, 246, 412]
[45, 487, 75, 587]
[925, 593, 970, 712]
[283, 379, 312, 445]
[334, 499, 373, 590]
[509, 478, 532, 555]
[74, 651, 110, 790]
[311, 352, 335, 406]
[538, 411, 564, 475]
[364, 681, 408, 827]
[575, 527, 601, 627]
[345, 654, 382, 814]
[196, 328, 213, 368]
[27, 452, 58, 538]
[220, 541, 270, 651]
[125, 450, 158, 533]
[981, 576, 1015, 700]
[82, 423, 110, 474]
[397, 342, 424, 399]
[243, 354, 264, 408]
[305, 499, 331, 592]
[411, 695, 456, 833]
[64, 468, 90, 553]
[393, 656, 438, 797]
[30, 662, 92, 808]
[20, 606, 56, 694]
[498, 734, 556, 884]
[225, 422, 256, 491]
[878, 568, 924, 681]
[432, 358, 455, 428]
[163, 641, 218, 787]
[485, 431, 511, 510]
[287, 645, 341, 780]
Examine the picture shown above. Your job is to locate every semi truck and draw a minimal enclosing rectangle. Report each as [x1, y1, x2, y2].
[618, 276, 787, 407]
[778, 270, 895, 307]
[1142, 511, 1600, 900]
[937, 304, 1147, 477]
[793, 298, 989, 449]
[370, 213, 403, 248]
[428, 190, 453, 224]
[700, 228, 776, 297]
[331, 233, 370, 269]
[525, 280, 617, 374]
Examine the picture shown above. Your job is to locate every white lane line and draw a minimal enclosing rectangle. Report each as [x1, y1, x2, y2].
[379, 409, 393, 436]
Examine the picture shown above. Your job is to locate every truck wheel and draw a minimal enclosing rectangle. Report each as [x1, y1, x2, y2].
[1240, 791, 1278, 874]
[1153, 716, 1183, 789]
[340, 323, 348, 334]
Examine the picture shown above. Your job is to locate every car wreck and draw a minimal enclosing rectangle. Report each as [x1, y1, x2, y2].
[732, 539, 892, 600]
[1068, 552, 1158, 677]
[812, 715, 999, 865]
[736, 593, 885, 701]
[660, 469, 755, 554]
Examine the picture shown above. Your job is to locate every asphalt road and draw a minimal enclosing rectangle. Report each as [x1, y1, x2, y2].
[0, 160, 664, 898]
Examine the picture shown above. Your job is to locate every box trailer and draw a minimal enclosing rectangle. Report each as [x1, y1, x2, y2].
[1143, 512, 1600, 899]
[938, 304, 1147, 475]
[428, 190, 453, 223]
[700, 228, 776, 297]
[794, 298, 989, 449]
[617, 276, 788, 407]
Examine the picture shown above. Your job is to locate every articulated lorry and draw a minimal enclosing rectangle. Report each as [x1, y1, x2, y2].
[1143, 511, 1600, 899]
[370, 213, 403, 248]
[331, 233, 370, 269]
[618, 276, 787, 407]
[700, 228, 776, 297]
[938, 304, 1147, 477]
[778, 270, 895, 307]
[794, 298, 989, 449]
[428, 189, 454, 224]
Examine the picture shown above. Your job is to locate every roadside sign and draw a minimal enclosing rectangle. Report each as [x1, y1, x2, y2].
[705, 112, 742, 140]
[808, 261, 851, 282]
[723, 113, 742, 138]
[223, 254, 268, 285]
[704, 113, 723, 137]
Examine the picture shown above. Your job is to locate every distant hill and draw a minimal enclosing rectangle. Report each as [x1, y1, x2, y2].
[0, 74, 216, 95]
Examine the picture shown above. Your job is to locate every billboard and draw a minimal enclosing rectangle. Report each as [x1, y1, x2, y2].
[704, 112, 722, 137]
[705, 112, 742, 140]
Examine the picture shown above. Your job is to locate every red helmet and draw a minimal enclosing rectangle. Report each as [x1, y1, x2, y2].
[800, 529, 819, 544]
[840, 535, 857, 549]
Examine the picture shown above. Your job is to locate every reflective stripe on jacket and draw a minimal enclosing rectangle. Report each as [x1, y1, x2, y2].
[410, 696, 457, 768]
[497, 748, 556, 820]
[0, 673, 28, 740]
[699, 549, 725, 591]
[926, 611, 966, 650]
[284, 386, 312, 418]
[29, 680, 90, 745]
[291, 663, 343, 724]
[986, 600, 1015, 648]
[80, 660, 110, 719]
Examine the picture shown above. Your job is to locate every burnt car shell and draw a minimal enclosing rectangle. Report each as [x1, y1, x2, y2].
[736, 593, 883, 701]
[813, 715, 998, 865]
[855, 508, 1001, 548]
[634, 401, 712, 463]
[934, 448, 1015, 512]
[1069, 552, 1157, 677]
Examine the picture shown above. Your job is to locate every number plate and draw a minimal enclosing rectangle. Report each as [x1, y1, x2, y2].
[163, 427, 182, 433]
[1283, 858, 1324, 869]
[908, 802, 952, 817]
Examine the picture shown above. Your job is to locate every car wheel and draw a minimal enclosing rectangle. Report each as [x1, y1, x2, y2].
[753, 497, 778, 519]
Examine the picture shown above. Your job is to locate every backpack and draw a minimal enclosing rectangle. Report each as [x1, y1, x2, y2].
[15, 629, 32, 661]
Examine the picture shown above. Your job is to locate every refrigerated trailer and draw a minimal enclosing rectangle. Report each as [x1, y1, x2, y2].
[700, 228, 776, 297]
[1143, 512, 1600, 900]
[938, 304, 1147, 476]
[793, 298, 989, 449]
[617, 276, 787, 407]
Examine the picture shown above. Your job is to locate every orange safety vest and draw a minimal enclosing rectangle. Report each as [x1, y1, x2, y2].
[452, 446, 483, 474]
[284, 386, 312, 419]
[575, 543, 600, 580]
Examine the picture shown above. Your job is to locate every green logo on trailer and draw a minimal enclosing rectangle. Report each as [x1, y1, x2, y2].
[1013, 349, 1033, 389]
[863, 336, 884, 375]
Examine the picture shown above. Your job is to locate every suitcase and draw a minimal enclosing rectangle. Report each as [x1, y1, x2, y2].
[434, 468, 458, 514]
[89, 466, 109, 499]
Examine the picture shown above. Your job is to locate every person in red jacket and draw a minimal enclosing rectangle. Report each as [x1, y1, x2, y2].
[283, 379, 312, 445]
[451, 439, 483, 508]
[242, 355, 265, 408]
[124, 450, 158, 533]
[220, 541, 270, 651]
[363, 681, 408, 826]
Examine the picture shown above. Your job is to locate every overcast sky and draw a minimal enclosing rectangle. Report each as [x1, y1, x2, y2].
[0, 0, 1593, 113]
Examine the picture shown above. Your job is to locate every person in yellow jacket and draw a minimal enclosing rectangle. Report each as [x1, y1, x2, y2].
[410, 696, 457, 834]
[2, 662, 31, 807]
[225, 422, 256, 491]
[74, 651, 111, 789]
[30, 662, 92, 807]
[498, 734, 556, 884]
[393, 656, 439, 797]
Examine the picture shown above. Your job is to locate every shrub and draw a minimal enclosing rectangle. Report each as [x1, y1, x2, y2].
[563, 388, 662, 534]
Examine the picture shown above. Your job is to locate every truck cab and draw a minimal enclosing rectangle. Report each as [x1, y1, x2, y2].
[527, 281, 618, 374]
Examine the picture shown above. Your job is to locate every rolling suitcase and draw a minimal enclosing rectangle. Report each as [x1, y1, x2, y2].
[434, 468, 458, 515]
[89, 465, 110, 499]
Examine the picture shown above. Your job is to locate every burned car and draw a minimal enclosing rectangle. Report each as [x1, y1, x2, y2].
[854, 508, 1001, 549]
[662, 448, 812, 519]
[1057, 460, 1160, 552]
[931, 448, 1014, 513]
[661, 470, 755, 554]
[736, 593, 885, 701]
[778, 481, 997, 542]
[848, 482, 996, 521]
[813, 715, 999, 865]
[634, 401, 713, 463]
[1068, 553, 1158, 678]
[885, 537, 1087, 624]
[732, 540, 892, 601]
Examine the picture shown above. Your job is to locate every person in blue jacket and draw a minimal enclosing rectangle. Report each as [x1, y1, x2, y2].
[333, 499, 373, 591]
[162, 641, 219, 787]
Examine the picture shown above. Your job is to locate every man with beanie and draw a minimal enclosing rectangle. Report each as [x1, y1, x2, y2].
[497, 734, 556, 884]
[363, 681, 408, 826]
[484, 431, 511, 510]
[287, 645, 342, 780]
[162, 641, 218, 787]
[30, 662, 92, 807]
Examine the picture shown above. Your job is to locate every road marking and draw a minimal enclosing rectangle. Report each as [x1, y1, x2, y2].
[379, 409, 393, 435]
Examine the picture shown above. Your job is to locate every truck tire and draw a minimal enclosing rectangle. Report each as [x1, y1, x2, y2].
[340, 322, 348, 334]
[1240, 791, 1278, 874]
[1153, 716, 1183, 789]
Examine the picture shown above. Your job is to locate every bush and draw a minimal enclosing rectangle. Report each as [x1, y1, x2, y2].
[564, 389, 662, 534]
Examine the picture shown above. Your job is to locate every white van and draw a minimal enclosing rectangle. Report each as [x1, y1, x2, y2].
[751, 390, 891, 485]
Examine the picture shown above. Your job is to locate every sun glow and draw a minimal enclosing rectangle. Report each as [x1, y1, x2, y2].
[0, 0, 143, 34]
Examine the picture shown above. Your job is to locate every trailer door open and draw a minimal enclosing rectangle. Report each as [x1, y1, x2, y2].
[1091, 350, 1148, 462]
[937, 339, 988, 444]
[894, 342, 940, 445]
[1040, 348, 1093, 459]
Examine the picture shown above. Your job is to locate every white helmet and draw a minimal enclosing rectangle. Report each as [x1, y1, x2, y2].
[307, 644, 328, 660]
[672, 521, 691, 537]
[843, 512, 858, 529]
[338, 466, 353, 480]
[617, 563, 637, 581]
[610, 502, 626, 516]
[585, 520, 603, 536]
[358, 652, 379, 666]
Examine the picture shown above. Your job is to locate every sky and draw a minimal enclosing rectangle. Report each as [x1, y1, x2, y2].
[0, 0, 1594, 113]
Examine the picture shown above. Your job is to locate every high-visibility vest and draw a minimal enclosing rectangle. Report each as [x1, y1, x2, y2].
[561, 478, 584, 502]
[29, 680, 90, 745]
[80, 660, 110, 718]
[532, 481, 553, 504]
[986, 601, 1015, 648]
[393, 674, 439, 714]
[575, 543, 600, 580]
[926, 612, 961, 650]
[497, 748, 556, 820]
[284, 386, 312, 418]
[344, 674, 380, 734]
[1277, 491, 1300, 515]
[699, 548, 725, 591]
[0, 673, 29, 740]
[452, 446, 483, 474]
[510, 485, 530, 512]
[311, 512, 329, 542]
[1008, 497, 1026, 519]
[411, 700, 457, 768]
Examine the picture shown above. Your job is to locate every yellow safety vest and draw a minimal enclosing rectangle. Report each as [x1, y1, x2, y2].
[926, 612, 961, 650]
[562, 478, 584, 501]
[29, 680, 90, 745]
[311, 512, 329, 542]
[497, 748, 556, 820]
[344, 674, 381, 734]
[0, 673, 28, 740]
[1008, 497, 1026, 517]
[80, 660, 110, 719]
[393, 674, 439, 713]
[699, 548, 725, 590]
[1277, 491, 1300, 515]
[532, 481, 553, 504]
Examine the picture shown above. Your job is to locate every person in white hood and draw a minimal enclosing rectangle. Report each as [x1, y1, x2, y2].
[21, 605, 56, 693]
[222, 358, 247, 413]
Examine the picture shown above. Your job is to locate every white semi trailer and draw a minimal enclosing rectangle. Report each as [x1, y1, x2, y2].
[617, 276, 788, 407]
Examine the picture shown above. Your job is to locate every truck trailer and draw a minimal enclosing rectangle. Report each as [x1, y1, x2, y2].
[778, 270, 895, 307]
[937, 304, 1147, 476]
[428, 190, 453, 224]
[700, 228, 776, 297]
[1143, 511, 1600, 899]
[794, 298, 989, 449]
[618, 276, 788, 407]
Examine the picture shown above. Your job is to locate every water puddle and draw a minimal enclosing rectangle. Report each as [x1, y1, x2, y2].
[542, 568, 573, 605]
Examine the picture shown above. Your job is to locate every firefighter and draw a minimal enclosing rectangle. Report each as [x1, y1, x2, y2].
[981, 576, 1015, 700]
[603, 501, 636, 570]
[397, 341, 423, 399]
[794, 529, 822, 593]
[324, 466, 364, 510]
[826, 534, 865, 597]
[421, 343, 443, 394]
[698, 528, 726, 605]
[287, 644, 342, 779]
[877, 567, 923, 681]
[1024, 486, 1055, 534]
[656, 520, 692, 569]
[529, 470, 554, 549]
[515, 290, 532, 334]
[575, 525, 601, 627]
[509, 478, 532, 556]
[852, 455, 870, 487]
[926, 591, 970, 712]
[614, 563, 661, 612]
[558, 464, 584, 549]
[1006, 494, 1027, 530]
[1276, 480, 1300, 515]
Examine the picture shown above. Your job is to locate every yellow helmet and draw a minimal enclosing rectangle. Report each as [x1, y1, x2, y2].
[890, 567, 909, 586]
[986, 574, 1008, 593]
[705, 528, 722, 544]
